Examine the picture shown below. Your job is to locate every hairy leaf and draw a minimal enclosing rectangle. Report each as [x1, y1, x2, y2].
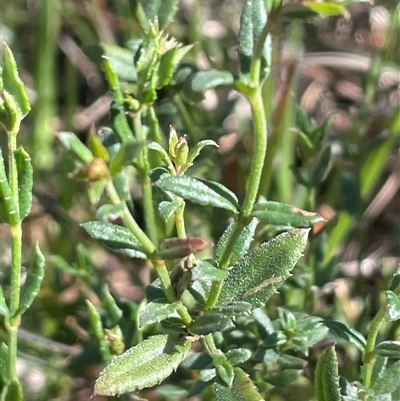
[155, 175, 239, 213]
[315, 344, 341, 401]
[139, 301, 179, 328]
[218, 229, 309, 308]
[81, 221, 147, 259]
[94, 334, 192, 395]
[15, 147, 33, 221]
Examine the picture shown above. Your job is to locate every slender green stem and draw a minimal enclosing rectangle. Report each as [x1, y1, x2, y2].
[175, 201, 187, 238]
[133, 112, 159, 246]
[106, 180, 156, 255]
[6, 132, 22, 386]
[362, 306, 387, 389]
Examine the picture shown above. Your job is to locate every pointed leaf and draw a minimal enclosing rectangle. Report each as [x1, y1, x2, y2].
[94, 334, 192, 396]
[323, 320, 366, 351]
[0, 285, 9, 316]
[158, 200, 183, 221]
[109, 141, 144, 176]
[374, 341, 400, 359]
[192, 260, 228, 282]
[81, 221, 147, 259]
[0, 148, 19, 226]
[88, 129, 110, 161]
[371, 360, 400, 396]
[57, 131, 94, 164]
[143, 0, 179, 28]
[155, 175, 238, 212]
[2, 44, 30, 120]
[188, 69, 234, 93]
[226, 348, 252, 366]
[218, 229, 309, 308]
[213, 367, 263, 401]
[16, 243, 45, 317]
[139, 301, 179, 328]
[216, 217, 258, 266]
[315, 344, 341, 401]
[252, 201, 323, 228]
[197, 179, 239, 210]
[190, 313, 232, 335]
[15, 147, 33, 220]
[238, 0, 271, 77]
[158, 237, 212, 259]
[182, 139, 219, 172]
[386, 291, 400, 321]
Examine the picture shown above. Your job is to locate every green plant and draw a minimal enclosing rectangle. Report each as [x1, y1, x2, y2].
[0, 45, 45, 401]
[54, 1, 400, 400]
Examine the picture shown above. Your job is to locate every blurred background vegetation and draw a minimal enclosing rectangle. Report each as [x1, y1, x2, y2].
[0, 0, 399, 400]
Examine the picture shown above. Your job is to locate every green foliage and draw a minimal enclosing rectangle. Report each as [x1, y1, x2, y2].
[1, 0, 399, 400]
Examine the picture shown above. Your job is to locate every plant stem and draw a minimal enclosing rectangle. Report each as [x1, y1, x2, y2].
[106, 180, 156, 255]
[362, 306, 387, 389]
[205, 20, 270, 309]
[175, 201, 187, 238]
[133, 112, 159, 246]
[7, 132, 22, 385]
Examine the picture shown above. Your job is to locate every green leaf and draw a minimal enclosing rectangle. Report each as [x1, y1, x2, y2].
[190, 313, 232, 335]
[88, 129, 110, 161]
[218, 229, 309, 308]
[158, 237, 212, 259]
[189, 69, 234, 92]
[96, 203, 125, 221]
[94, 334, 192, 396]
[215, 359, 235, 387]
[192, 260, 228, 282]
[252, 201, 324, 228]
[0, 285, 9, 316]
[110, 101, 134, 142]
[102, 285, 123, 327]
[143, 0, 179, 28]
[0, 343, 9, 383]
[4, 377, 23, 401]
[371, 360, 400, 397]
[15, 147, 33, 220]
[315, 344, 341, 401]
[85, 43, 137, 83]
[139, 301, 179, 328]
[86, 300, 111, 361]
[213, 367, 263, 401]
[197, 179, 239, 210]
[81, 221, 147, 259]
[158, 200, 183, 221]
[386, 291, 400, 321]
[267, 370, 301, 387]
[226, 348, 252, 366]
[2, 44, 31, 123]
[0, 148, 19, 226]
[210, 301, 252, 317]
[303, 2, 348, 16]
[374, 341, 400, 359]
[155, 175, 239, 213]
[109, 141, 144, 176]
[158, 44, 194, 88]
[15, 243, 45, 317]
[216, 217, 258, 266]
[323, 320, 366, 351]
[57, 131, 94, 164]
[312, 145, 333, 186]
[181, 139, 219, 172]
[88, 178, 107, 207]
[181, 352, 212, 369]
[238, 0, 271, 77]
